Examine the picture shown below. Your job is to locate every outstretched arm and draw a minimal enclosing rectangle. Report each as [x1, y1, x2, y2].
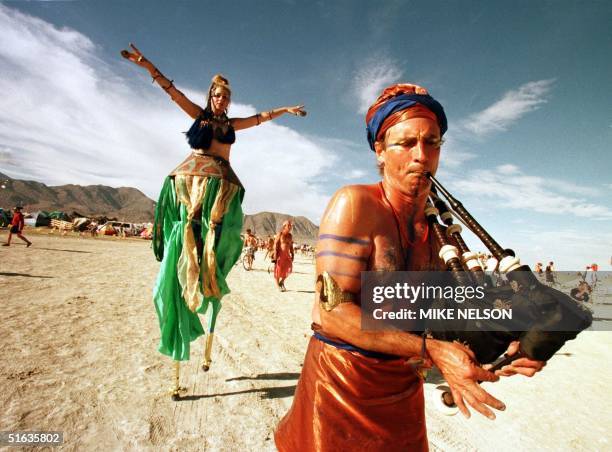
[120, 43, 203, 119]
[231, 105, 306, 131]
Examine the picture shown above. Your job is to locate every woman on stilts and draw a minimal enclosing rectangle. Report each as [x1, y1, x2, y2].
[121, 43, 306, 399]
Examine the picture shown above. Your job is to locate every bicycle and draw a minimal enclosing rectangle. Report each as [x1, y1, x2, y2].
[242, 248, 255, 271]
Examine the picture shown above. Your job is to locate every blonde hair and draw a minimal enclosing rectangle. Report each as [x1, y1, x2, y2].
[206, 74, 231, 112]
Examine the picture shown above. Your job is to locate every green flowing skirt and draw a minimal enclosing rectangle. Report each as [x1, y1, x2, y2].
[152, 156, 244, 361]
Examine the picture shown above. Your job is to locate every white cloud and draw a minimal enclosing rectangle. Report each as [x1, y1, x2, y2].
[451, 165, 612, 220]
[436, 163, 612, 269]
[496, 164, 520, 175]
[352, 56, 403, 114]
[345, 169, 367, 179]
[513, 228, 612, 270]
[459, 224, 612, 270]
[461, 79, 555, 137]
[0, 5, 333, 221]
[437, 132, 477, 170]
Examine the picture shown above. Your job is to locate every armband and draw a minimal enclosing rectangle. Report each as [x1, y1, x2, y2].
[162, 80, 175, 92]
[317, 271, 355, 312]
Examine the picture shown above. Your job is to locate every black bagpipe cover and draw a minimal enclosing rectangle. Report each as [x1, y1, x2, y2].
[428, 267, 593, 363]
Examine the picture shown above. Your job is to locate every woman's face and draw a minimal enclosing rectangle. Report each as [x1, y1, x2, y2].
[211, 86, 230, 115]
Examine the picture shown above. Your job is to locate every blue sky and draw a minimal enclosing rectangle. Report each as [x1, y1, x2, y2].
[0, 0, 610, 269]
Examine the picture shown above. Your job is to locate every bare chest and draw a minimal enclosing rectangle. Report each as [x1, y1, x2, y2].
[370, 227, 438, 272]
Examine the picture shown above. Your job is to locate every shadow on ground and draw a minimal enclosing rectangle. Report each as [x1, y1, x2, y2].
[0, 272, 53, 278]
[177, 384, 296, 401]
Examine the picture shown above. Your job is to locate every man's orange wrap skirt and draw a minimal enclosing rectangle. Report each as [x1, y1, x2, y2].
[275, 336, 428, 452]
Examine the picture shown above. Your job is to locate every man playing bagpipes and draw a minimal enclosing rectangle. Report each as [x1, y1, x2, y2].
[275, 83, 591, 452]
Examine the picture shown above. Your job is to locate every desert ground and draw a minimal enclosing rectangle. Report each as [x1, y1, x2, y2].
[1, 230, 610, 451]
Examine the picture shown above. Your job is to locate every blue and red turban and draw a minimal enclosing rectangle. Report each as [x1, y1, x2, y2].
[365, 83, 447, 151]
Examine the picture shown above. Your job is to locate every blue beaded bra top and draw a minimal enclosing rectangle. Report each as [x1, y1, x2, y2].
[185, 108, 236, 150]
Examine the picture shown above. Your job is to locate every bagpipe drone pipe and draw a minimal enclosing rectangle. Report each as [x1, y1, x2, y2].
[423, 174, 592, 365]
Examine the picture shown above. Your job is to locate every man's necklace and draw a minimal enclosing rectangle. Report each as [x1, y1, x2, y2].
[379, 182, 411, 268]
[378, 182, 429, 269]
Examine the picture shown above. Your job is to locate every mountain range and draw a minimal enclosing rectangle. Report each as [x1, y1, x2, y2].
[0, 173, 318, 239]
[0, 172, 156, 223]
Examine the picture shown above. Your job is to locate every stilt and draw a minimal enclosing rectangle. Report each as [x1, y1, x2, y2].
[170, 360, 187, 400]
[202, 333, 214, 371]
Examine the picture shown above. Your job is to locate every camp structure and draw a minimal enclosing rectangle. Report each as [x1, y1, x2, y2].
[24, 211, 51, 227]
[48, 211, 71, 222]
[0, 208, 10, 227]
[72, 217, 92, 232]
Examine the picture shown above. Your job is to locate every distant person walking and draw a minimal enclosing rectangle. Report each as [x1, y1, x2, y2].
[264, 235, 275, 261]
[585, 263, 599, 291]
[570, 281, 591, 304]
[545, 261, 556, 287]
[3, 206, 32, 247]
[273, 220, 294, 291]
[534, 262, 544, 282]
[534, 262, 543, 275]
[243, 229, 258, 271]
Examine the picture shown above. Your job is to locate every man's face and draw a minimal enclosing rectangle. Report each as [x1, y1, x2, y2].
[375, 116, 441, 197]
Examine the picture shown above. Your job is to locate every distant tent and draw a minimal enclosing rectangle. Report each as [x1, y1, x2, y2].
[24, 211, 51, 227]
[48, 211, 71, 221]
[0, 208, 10, 227]
[98, 223, 117, 236]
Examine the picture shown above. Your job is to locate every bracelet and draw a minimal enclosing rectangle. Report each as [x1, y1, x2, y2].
[421, 331, 427, 359]
[267, 110, 273, 121]
[421, 329, 432, 361]
[151, 69, 162, 83]
[256, 114, 261, 126]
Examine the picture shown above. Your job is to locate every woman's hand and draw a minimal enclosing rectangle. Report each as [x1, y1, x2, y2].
[120, 43, 151, 69]
[428, 339, 506, 420]
[286, 105, 307, 117]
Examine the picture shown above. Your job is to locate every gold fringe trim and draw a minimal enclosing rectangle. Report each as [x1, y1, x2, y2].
[175, 175, 209, 312]
[201, 179, 239, 298]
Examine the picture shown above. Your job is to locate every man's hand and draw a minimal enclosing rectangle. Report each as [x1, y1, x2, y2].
[485, 341, 546, 377]
[428, 340, 505, 420]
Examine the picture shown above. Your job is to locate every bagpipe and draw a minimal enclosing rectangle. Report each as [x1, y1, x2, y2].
[423, 174, 592, 366]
